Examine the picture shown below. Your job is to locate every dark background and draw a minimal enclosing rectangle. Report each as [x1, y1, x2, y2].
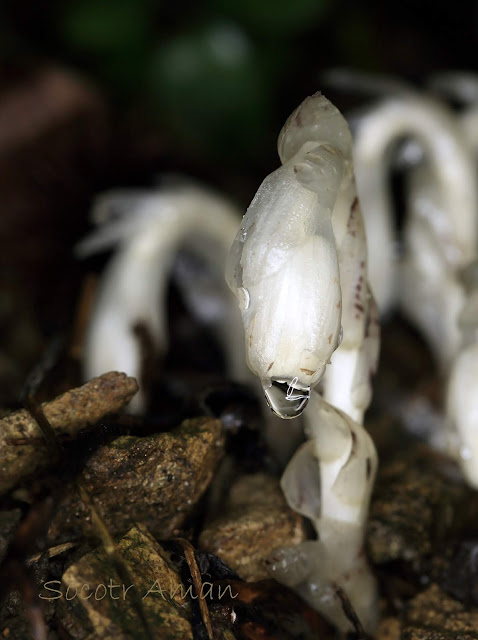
[0, 0, 477, 400]
[2, 0, 477, 173]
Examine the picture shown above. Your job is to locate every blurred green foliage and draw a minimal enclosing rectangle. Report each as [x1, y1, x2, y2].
[59, 0, 152, 92]
[149, 22, 271, 156]
[61, 0, 151, 53]
[52, 0, 332, 166]
[208, 0, 329, 35]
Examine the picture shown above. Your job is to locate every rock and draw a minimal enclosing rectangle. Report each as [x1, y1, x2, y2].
[199, 473, 307, 581]
[48, 417, 224, 542]
[376, 617, 401, 640]
[436, 539, 478, 605]
[375, 585, 478, 640]
[57, 524, 194, 639]
[402, 583, 478, 639]
[0, 372, 139, 495]
[0, 590, 44, 640]
[367, 447, 478, 570]
[55, 524, 325, 640]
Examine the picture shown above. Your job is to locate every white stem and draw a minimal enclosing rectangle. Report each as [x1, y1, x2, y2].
[447, 342, 478, 488]
[429, 71, 478, 105]
[428, 72, 478, 160]
[461, 107, 478, 151]
[354, 95, 477, 314]
[400, 169, 468, 366]
[354, 77, 478, 490]
[81, 184, 245, 411]
[270, 390, 378, 634]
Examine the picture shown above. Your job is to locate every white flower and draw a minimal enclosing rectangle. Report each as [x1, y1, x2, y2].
[227, 94, 378, 421]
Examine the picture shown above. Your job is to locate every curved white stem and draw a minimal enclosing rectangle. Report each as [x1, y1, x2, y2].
[446, 256, 478, 488]
[428, 72, 478, 159]
[447, 341, 478, 488]
[429, 71, 478, 105]
[353, 76, 478, 489]
[354, 95, 477, 316]
[269, 390, 378, 634]
[79, 183, 244, 411]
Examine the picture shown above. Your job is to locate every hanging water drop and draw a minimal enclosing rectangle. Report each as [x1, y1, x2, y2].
[261, 377, 310, 419]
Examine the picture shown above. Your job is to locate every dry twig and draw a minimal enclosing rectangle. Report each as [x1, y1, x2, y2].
[178, 538, 214, 640]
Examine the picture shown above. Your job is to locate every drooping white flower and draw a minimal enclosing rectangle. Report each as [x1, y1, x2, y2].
[226, 93, 379, 424]
[226, 92, 380, 634]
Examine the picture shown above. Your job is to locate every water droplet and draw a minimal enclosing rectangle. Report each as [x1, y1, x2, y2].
[262, 376, 310, 419]
[237, 287, 250, 310]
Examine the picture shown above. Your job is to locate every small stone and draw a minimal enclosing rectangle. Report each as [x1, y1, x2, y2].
[402, 583, 478, 639]
[436, 539, 478, 605]
[199, 473, 307, 581]
[57, 525, 194, 640]
[48, 417, 224, 542]
[0, 372, 138, 495]
[376, 617, 401, 640]
[367, 448, 478, 570]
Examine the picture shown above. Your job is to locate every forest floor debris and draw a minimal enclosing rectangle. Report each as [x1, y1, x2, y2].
[0, 372, 138, 494]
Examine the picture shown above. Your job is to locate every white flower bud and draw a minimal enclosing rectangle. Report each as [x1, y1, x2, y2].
[225, 146, 343, 417]
[226, 94, 376, 420]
